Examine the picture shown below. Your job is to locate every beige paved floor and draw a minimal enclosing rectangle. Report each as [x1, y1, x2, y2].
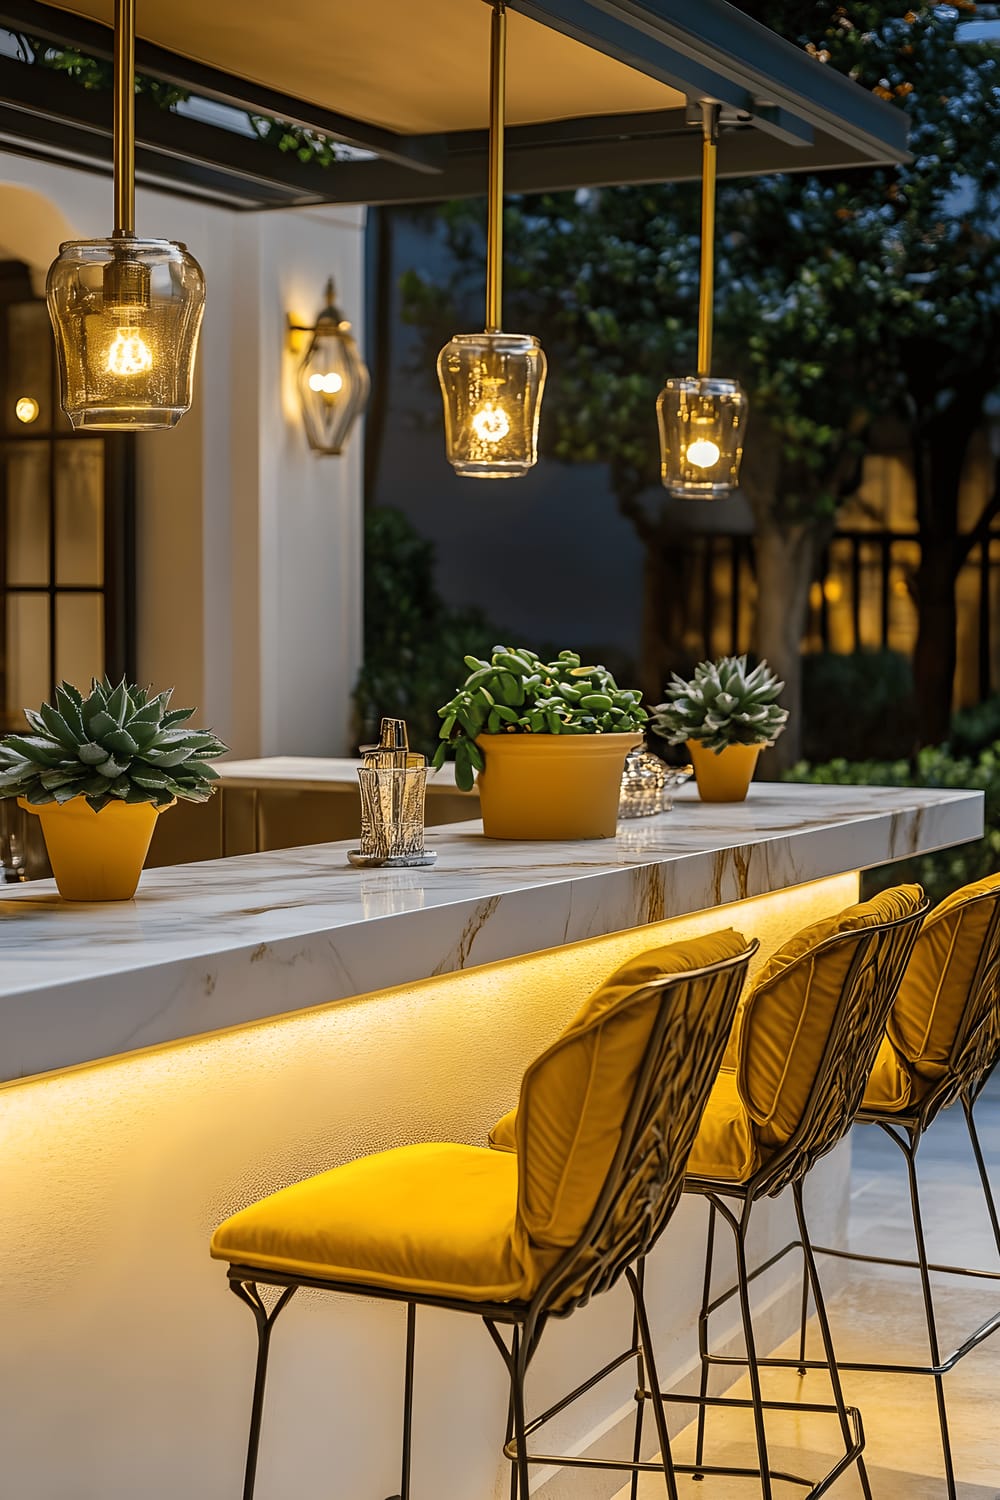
[617, 1079, 1000, 1498]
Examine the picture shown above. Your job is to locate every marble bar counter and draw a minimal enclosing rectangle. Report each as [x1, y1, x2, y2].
[1, 780, 983, 1085]
[0, 781, 983, 1500]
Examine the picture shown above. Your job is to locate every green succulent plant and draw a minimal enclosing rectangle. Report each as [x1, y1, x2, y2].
[0, 677, 228, 812]
[652, 655, 788, 753]
[433, 645, 648, 791]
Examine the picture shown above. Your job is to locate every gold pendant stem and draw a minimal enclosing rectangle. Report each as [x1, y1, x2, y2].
[485, 0, 506, 334]
[696, 102, 720, 378]
[113, 0, 137, 238]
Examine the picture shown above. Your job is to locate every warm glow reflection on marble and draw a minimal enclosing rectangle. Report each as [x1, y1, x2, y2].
[0, 781, 982, 1084]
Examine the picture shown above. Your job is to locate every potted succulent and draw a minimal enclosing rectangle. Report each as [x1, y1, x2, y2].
[433, 645, 647, 838]
[651, 655, 788, 803]
[0, 677, 227, 900]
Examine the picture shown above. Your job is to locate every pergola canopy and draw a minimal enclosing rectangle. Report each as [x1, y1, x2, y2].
[0, 0, 910, 209]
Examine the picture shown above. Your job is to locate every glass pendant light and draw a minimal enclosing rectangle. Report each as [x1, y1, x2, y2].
[46, 0, 205, 429]
[293, 279, 370, 454]
[437, 0, 546, 479]
[657, 103, 748, 498]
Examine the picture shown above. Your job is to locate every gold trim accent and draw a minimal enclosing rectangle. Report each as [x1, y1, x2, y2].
[696, 101, 720, 378]
[113, 0, 137, 237]
[485, 0, 506, 333]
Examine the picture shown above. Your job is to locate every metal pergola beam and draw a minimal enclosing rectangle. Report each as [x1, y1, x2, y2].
[0, 53, 356, 203]
[313, 125, 896, 208]
[512, 0, 909, 163]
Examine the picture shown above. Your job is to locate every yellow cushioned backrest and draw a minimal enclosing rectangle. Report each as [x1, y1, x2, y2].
[513, 928, 748, 1249]
[888, 873, 1000, 1081]
[737, 885, 924, 1147]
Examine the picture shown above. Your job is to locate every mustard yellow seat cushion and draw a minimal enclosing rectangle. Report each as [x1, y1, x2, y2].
[887, 873, 1000, 1082]
[685, 1068, 760, 1183]
[211, 1142, 542, 1302]
[861, 1035, 914, 1114]
[737, 885, 924, 1147]
[489, 1107, 517, 1153]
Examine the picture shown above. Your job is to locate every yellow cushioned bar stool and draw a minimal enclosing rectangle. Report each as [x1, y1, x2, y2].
[212, 930, 756, 1500]
[801, 873, 1000, 1500]
[675, 885, 928, 1500]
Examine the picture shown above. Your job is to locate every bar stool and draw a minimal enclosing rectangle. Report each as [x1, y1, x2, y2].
[672, 884, 928, 1499]
[211, 929, 756, 1500]
[803, 872, 1000, 1499]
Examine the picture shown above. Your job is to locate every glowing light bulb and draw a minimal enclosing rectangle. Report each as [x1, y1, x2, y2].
[308, 372, 344, 395]
[15, 397, 39, 424]
[686, 438, 721, 469]
[471, 404, 510, 445]
[107, 330, 153, 378]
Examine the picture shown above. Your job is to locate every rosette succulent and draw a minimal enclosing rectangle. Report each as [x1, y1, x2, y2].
[434, 645, 647, 791]
[0, 677, 228, 811]
[652, 655, 788, 753]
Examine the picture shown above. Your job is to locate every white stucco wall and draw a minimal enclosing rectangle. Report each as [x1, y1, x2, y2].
[0, 158, 365, 756]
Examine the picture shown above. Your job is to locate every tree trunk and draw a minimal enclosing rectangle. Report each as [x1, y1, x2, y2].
[752, 521, 819, 775]
[912, 539, 959, 747]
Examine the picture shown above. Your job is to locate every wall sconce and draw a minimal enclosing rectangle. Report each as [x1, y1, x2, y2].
[46, 0, 205, 430]
[288, 279, 370, 455]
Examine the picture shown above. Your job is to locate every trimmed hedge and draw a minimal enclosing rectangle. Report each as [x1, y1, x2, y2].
[783, 745, 1000, 906]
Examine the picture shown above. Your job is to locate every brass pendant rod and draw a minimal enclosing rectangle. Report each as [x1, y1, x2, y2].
[113, 0, 137, 237]
[696, 101, 720, 378]
[485, 0, 506, 334]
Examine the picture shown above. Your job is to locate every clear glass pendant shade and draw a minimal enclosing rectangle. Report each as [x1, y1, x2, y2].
[46, 237, 205, 430]
[296, 298, 370, 455]
[657, 375, 748, 498]
[436, 331, 546, 479]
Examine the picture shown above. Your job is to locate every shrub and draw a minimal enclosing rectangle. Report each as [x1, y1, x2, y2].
[784, 744, 1000, 905]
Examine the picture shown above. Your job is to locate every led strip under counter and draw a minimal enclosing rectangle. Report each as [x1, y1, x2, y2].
[0, 781, 984, 1086]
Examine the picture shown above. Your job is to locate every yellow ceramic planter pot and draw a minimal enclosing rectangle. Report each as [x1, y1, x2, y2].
[18, 795, 174, 900]
[475, 732, 642, 840]
[687, 741, 762, 803]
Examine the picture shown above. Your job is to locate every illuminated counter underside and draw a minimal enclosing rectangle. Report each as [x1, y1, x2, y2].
[0, 781, 982, 1085]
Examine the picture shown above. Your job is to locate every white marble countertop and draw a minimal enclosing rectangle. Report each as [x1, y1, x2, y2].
[218, 755, 475, 795]
[0, 782, 982, 1086]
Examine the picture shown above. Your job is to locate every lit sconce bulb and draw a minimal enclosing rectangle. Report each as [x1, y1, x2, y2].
[470, 403, 510, 445]
[686, 438, 721, 469]
[107, 329, 154, 377]
[307, 372, 344, 395]
[15, 396, 39, 424]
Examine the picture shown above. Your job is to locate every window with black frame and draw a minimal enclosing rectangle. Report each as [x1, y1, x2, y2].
[0, 260, 135, 733]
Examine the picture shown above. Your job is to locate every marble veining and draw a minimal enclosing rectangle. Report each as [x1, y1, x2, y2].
[0, 782, 983, 1085]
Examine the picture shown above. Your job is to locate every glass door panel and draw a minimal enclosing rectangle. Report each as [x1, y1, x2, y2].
[55, 441, 104, 586]
[5, 446, 50, 585]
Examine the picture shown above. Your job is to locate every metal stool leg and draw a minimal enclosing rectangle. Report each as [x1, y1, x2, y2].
[626, 1264, 680, 1500]
[898, 1129, 958, 1500]
[229, 1281, 296, 1500]
[712, 1195, 773, 1500]
[963, 1092, 1000, 1260]
[392, 1302, 417, 1500]
[692, 1199, 717, 1479]
[793, 1182, 873, 1500]
[629, 1260, 646, 1500]
[510, 1327, 533, 1500]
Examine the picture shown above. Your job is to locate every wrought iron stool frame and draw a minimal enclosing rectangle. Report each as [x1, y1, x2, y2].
[794, 890, 1000, 1500]
[222, 945, 755, 1500]
[670, 900, 927, 1500]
